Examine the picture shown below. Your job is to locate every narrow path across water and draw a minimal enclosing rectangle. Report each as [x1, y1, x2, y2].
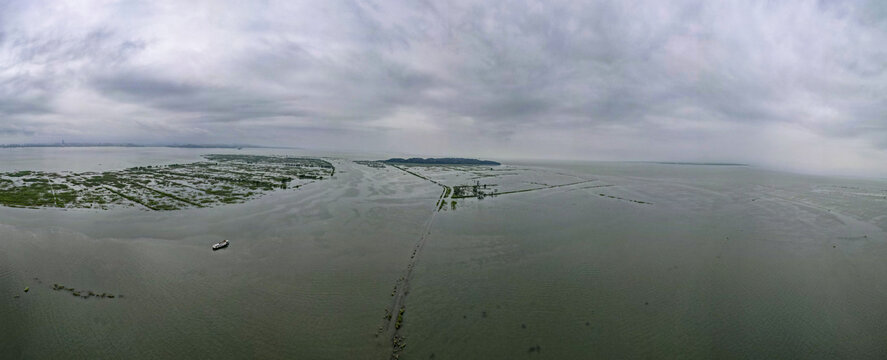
[379, 166, 448, 359]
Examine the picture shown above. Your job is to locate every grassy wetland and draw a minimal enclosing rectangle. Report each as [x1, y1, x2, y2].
[5, 149, 887, 359]
[0, 154, 333, 210]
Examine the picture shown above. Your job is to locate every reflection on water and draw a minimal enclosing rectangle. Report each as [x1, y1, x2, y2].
[3, 149, 887, 359]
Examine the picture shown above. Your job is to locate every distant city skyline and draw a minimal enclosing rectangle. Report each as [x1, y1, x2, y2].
[2, 1, 887, 176]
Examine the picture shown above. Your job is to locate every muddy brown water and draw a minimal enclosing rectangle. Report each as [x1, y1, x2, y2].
[3, 149, 887, 359]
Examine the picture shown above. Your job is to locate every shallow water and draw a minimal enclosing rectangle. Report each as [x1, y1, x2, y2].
[405, 163, 887, 359]
[1, 148, 437, 359]
[3, 149, 887, 359]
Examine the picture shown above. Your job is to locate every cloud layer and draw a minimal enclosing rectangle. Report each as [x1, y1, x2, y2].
[2, 0, 887, 175]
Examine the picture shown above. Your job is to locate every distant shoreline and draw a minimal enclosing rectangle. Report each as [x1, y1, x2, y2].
[0, 143, 294, 149]
[648, 161, 749, 166]
[382, 157, 501, 166]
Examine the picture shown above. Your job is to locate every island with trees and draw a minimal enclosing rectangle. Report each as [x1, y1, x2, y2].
[381, 157, 500, 165]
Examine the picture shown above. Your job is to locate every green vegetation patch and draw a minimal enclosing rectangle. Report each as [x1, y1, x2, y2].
[0, 154, 335, 211]
[0, 181, 77, 208]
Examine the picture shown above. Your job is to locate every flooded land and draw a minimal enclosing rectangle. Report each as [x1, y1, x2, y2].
[4, 148, 887, 359]
[0, 154, 333, 210]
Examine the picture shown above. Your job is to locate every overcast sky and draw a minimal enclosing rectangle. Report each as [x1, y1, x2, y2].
[1, 1, 887, 175]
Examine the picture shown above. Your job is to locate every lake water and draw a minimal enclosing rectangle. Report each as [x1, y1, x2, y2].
[3, 148, 887, 359]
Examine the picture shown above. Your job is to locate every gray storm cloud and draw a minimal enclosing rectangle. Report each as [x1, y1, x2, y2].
[1, 0, 887, 175]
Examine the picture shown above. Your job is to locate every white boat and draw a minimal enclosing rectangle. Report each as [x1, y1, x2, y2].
[212, 239, 229, 250]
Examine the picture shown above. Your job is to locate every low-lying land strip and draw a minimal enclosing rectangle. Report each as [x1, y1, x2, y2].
[382, 157, 500, 166]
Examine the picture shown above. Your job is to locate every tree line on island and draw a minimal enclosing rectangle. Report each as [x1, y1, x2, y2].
[382, 157, 500, 165]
